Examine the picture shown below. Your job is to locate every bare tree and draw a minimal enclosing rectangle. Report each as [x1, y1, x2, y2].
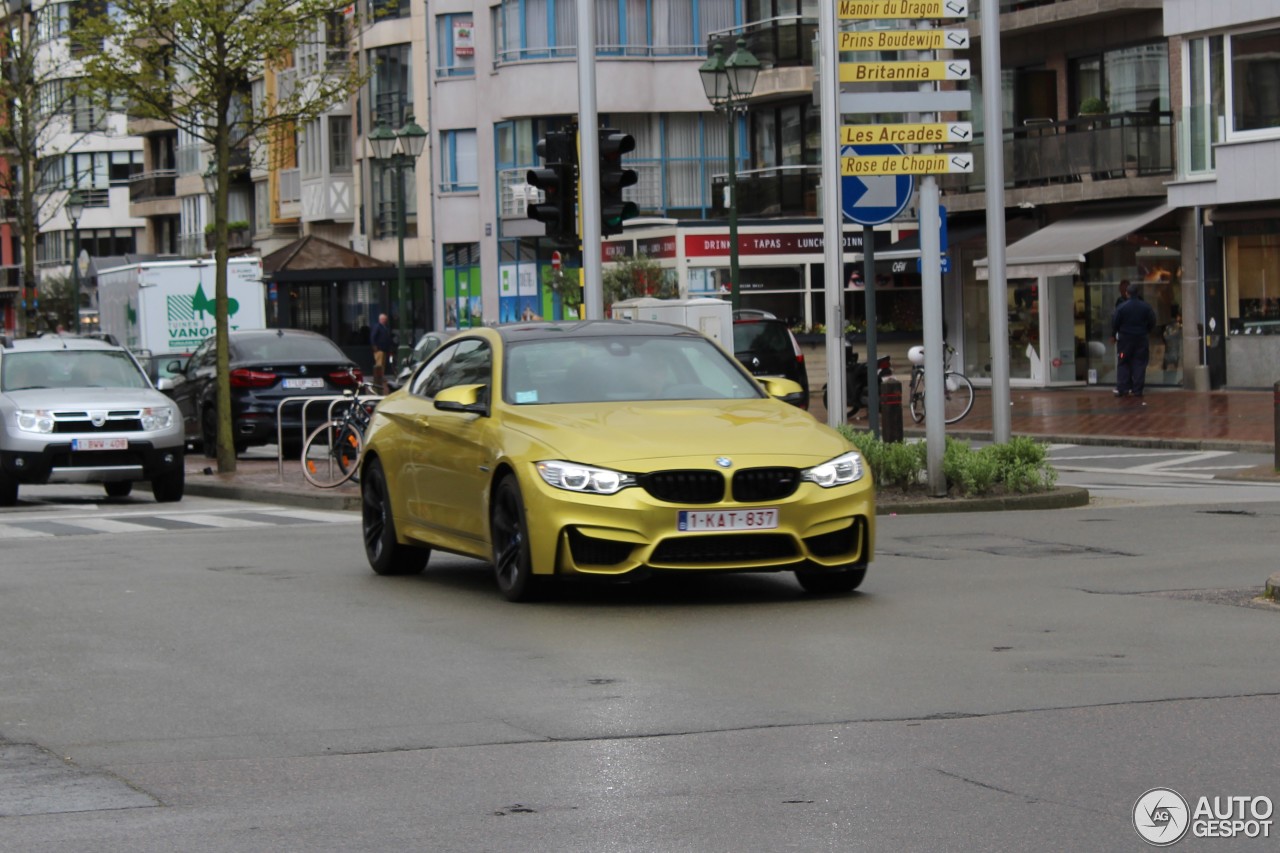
[75, 0, 364, 473]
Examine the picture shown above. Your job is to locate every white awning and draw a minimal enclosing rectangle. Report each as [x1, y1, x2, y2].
[976, 203, 1171, 279]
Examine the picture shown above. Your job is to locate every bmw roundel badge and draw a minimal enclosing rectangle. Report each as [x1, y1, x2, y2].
[715, 457, 733, 468]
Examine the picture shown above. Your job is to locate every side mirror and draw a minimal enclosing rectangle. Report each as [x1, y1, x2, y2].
[756, 376, 805, 402]
[433, 383, 489, 415]
[166, 359, 184, 373]
[156, 378, 175, 392]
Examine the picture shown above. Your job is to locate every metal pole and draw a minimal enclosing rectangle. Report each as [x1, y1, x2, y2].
[863, 224, 879, 438]
[395, 161, 410, 365]
[819, 0, 846, 429]
[71, 220, 81, 333]
[577, 0, 603, 320]
[727, 107, 740, 311]
[917, 20, 946, 495]
[981, 0, 1011, 441]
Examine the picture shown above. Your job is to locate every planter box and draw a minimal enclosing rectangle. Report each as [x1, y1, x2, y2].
[206, 229, 251, 251]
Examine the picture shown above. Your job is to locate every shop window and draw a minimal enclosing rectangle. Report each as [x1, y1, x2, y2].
[1227, 234, 1280, 333]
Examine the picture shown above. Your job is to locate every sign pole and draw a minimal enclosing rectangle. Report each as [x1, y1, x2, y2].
[917, 19, 947, 495]
[863, 225, 879, 438]
[982, 0, 1011, 441]
[820, 0, 846, 429]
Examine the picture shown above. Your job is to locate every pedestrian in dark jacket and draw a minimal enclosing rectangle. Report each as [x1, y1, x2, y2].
[1111, 282, 1156, 398]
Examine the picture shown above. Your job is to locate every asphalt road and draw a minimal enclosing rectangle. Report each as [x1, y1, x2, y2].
[2, 476, 1279, 851]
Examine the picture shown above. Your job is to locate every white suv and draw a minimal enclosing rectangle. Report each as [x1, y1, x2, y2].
[0, 334, 185, 505]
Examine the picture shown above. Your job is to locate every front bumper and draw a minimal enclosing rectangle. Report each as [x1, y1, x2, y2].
[519, 470, 875, 579]
[1, 440, 184, 485]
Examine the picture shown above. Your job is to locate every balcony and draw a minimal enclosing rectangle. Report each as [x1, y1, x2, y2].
[129, 170, 178, 203]
[711, 166, 820, 219]
[708, 16, 817, 72]
[939, 112, 1175, 204]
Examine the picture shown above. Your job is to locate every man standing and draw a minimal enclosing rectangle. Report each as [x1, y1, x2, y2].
[1111, 282, 1156, 398]
[370, 313, 394, 394]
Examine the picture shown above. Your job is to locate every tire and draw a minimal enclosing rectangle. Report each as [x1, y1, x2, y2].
[151, 463, 185, 503]
[795, 565, 867, 594]
[909, 373, 925, 423]
[490, 476, 541, 602]
[301, 420, 362, 488]
[104, 481, 133, 498]
[941, 372, 975, 424]
[201, 408, 218, 458]
[0, 471, 17, 507]
[361, 458, 428, 576]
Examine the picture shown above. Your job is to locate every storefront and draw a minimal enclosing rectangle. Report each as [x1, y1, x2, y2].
[972, 202, 1181, 388]
[1205, 205, 1280, 389]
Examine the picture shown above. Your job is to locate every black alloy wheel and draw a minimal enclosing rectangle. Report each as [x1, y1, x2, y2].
[362, 458, 429, 576]
[151, 464, 185, 503]
[490, 476, 540, 602]
[201, 408, 218, 458]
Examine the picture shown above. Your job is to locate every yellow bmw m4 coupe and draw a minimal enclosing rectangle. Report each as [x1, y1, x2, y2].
[359, 320, 875, 601]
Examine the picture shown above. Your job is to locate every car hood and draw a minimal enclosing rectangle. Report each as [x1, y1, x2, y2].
[501, 398, 851, 469]
[2, 387, 173, 410]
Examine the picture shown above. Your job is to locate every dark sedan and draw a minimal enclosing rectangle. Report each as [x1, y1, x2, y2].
[165, 329, 361, 456]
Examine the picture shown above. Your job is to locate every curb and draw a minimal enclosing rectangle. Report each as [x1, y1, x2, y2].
[877, 485, 1091, 515]
[912, 428, 1273, 455]
[175, 479, 1090, 516]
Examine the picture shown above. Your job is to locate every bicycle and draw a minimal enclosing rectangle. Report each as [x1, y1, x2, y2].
[300, 372, 380, 488]
[907, 343, 975, 425]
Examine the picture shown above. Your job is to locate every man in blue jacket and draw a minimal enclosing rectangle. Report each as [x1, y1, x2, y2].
[370, 313, 395, 393]
[1111, 282, 1157, 398]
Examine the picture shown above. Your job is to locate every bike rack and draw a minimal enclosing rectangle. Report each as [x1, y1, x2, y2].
[275, 393, 383, 482]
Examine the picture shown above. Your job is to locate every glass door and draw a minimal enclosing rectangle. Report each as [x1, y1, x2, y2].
[1007, 278, 1040, 382]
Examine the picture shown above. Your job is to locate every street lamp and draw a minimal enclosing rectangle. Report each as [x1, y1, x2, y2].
[369, 114, 427, 366]
[700, 37, 760, 311]
[66, 189, 85, 333]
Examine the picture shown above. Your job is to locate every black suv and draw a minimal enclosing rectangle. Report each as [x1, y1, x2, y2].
[731, 311, 810, 409]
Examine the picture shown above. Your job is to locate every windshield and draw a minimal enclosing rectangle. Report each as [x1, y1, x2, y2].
[504, 335, 763, 405]
[1, 350, 150, 391]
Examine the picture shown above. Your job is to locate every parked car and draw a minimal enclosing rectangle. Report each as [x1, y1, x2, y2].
[358, 320, 874, 601]
[386, 330, 459, 393]
[0, 334, 185, 505]
[731, 311, 810, 409]
[164, 329, 361, 456]
[132, 349, 191, 387]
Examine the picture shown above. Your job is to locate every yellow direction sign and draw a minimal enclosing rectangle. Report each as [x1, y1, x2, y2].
[840, 153, 974, 176]
[837, 28, 971, 52]
[838, 0, 969, 19]
[839, 60, 970, 83]
[841, 122, 973, 145]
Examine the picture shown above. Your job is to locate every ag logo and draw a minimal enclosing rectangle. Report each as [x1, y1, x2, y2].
[1134, 788, 1190, 846]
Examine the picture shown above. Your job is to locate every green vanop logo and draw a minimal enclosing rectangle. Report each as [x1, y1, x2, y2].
[190, 281, 240, 319]
[165, 282, 241, 345]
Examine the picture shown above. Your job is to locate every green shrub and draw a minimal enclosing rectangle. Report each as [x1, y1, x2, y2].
[837, 427, 1057, 497]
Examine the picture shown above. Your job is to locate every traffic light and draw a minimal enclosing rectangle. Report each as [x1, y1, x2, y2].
[598, 128, 638, 236]
[526, 129, 579, 246]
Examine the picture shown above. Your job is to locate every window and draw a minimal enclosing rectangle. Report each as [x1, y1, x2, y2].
[441, 130, 478, 192]
[436, 14, 476, 77]
[368, 44, 413, 127]
[370, 160, 417, 239]
[1185, 35, 1226, 174]
[1227, 234, 1280, 326]
[495, 0, 734, 61]
[1230, 27, 1280, 135]
[1068, 42, 1168, 116]
[366, 0, 408, 22]
[329, 116, 352, 173]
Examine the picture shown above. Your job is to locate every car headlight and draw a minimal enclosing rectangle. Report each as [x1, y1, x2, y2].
[139, 406, 174, 431]
[801, 450, 865, 488]
[16, 409, 55, 434]
[536, 460, 636, 495]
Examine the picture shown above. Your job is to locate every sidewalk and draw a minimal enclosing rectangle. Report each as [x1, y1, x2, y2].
[179, 386, 1278, 510]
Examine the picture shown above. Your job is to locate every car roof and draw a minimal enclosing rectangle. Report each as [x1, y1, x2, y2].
[3, 334, 126, 353]
[491, 319, 702, 344]
[225, 328, 327, 341]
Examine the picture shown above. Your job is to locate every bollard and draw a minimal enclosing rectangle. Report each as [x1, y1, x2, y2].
[1274, 381, 1279, 472]
[880, 376, 903, 443]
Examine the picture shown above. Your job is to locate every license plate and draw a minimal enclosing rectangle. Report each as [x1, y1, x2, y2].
[283, 378, 325, 389]
[72, 438, 128, 451]
[677, 508, 778, 532]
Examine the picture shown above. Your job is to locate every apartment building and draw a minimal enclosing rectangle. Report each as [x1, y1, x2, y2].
[1164, 0, 1280, 390]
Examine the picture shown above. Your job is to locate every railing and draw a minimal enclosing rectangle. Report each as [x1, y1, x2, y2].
[129, 170, 178, 202]
[276, 394, 383, 482]
[938, 111, 1175, 194]
[712, 165, 820, 219]
[708, 16, 817, 70]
